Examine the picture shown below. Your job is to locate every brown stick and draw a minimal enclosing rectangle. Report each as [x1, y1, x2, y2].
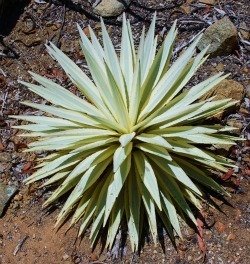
[13, 235, 29, 256]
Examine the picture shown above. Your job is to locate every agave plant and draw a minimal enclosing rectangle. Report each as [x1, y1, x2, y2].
[12, 15, 239, 251]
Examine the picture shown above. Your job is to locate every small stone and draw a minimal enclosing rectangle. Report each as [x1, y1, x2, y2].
[0, 140, 4, 151]
[22, 162, 32, 172]
[200, 79, 244, 120]
[83, 27, 90, 37]
[215, 62, 224, 72]
[93, 0, 131, 17]
[178, 243, 187, 251]
[74, 257, 81, 264]
[25, 37, 42, 47]
[226, 119, 243, 134]
[199, 0, 216, 5]
[28, 185, 37, 194]
[60, 39, 79, 54]
[14, 194, 23, 201]
[50, 23, 61, 31]
[226, 233, 236, 241]
[215, 221, 226, 233]
[184, 228, 196, 240]
[242, 67, 249, 74]
[94, 22, 101, 30]
[243, 156, 250, 163]
[0, 182, 17, 217]
[205, 230, 212, 235]
[98, 254, 107, 262]
[180, 4, 191, 14]
[0, 153, 11, 162]
[239, 107, 249, 115]
[12, 201, 20, 210]
[89, 253, 98, 261]
[205, 230, 212, 239]
[62, 253, 70, 261]
[0, 164, 5, 173]
[197, 17, 238, 56]
[239, 22, 249, 40]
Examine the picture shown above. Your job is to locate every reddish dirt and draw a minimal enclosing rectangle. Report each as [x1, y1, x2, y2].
[0, 179, 249, 263]
[0, 0, 250, 263]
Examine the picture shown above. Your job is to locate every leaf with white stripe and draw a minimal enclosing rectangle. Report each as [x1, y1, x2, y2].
[133, 152, 162, 210]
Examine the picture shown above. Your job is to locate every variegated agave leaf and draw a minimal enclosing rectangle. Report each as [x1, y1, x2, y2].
[12, 14, 239, 251]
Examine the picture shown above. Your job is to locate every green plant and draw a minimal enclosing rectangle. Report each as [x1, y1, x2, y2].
[12, 15, 239, 251]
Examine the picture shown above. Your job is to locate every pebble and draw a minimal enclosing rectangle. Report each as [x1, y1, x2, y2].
[93, 0, 131, 17]
[0, 182, 17, 217]
[62, 253, 70, 261]
[0, 140, 4, 151]
[246, 85, 250, 98]
[226, 233, 236, 241]
[239, 22, 250, 40]
[199, 0, 216, 4]
[51, 23, 61, 31]
[226, 119, 243, 134]
[215, 221, 226, 233]
[14, 194, 23, 202]
[180, 4, 191, 14]
[89, 252, 98, 261]
[12, 201, 20, 210]
[0, 153, 11, 162]
[199, 79, 245, 121]
[198, 17, 238, 56]
[74, 257, 81, 264]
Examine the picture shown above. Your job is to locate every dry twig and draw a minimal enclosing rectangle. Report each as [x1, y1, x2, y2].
[13, 235, 29, 256]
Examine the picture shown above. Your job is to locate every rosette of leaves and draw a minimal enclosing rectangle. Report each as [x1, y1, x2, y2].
[12, 15, 239, 251]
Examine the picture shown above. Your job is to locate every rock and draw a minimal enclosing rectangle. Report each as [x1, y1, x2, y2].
[0, 152, 11, 162]
[0, 182, 17, 217]
[89, 253, 99, 261]
[199, 0, 216, 5]
[0, 163, 6, 173]
[197, 17, 238, 56]
[215, 144, 232, 154]
[74, 257, 81, 264]
[12, 201, 20, 209]
[62, 253, 70, 261]
[93, 0, 131, 17]
[202, 79, 245, 102]
[60, 39, 79, 54]
[215, 62, 224, 72]
[227, 233, 236, 241]
[14, 193, 23, 202]
[246, 85, 250, 98]
[239, 107, 249, 115]
[0, 140, 4, 151]
[239, 22, 249, 40]
[244, 169, 250, 176]
[83, 26, 90, 37]
[215, 221, 226, 233]
[226, 119, 243, 134]
[200, 79, 245, 120]
[180, 3, 191, 14]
